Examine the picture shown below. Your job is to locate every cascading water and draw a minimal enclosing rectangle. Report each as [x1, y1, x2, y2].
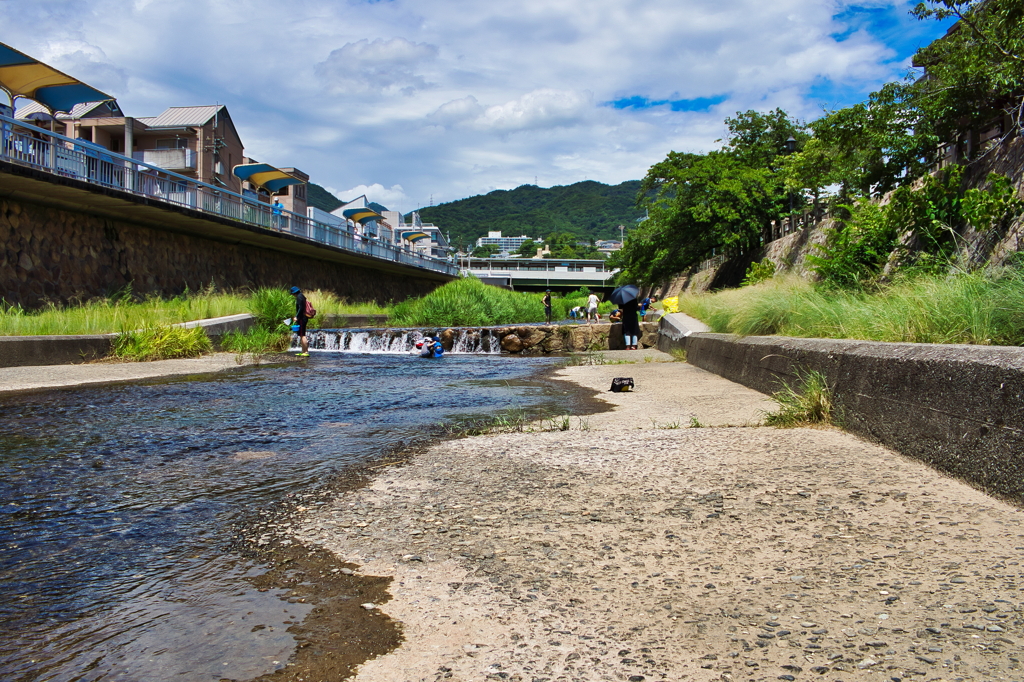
[304, 327, 502, 354]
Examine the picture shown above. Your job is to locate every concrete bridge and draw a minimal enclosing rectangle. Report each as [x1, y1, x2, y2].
[0, 115, 456, 307]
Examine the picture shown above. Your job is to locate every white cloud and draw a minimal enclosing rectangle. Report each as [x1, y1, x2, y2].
[315, 38, 439, 96]
[0, 0, 953, 210]
[336, 183, 411, 209]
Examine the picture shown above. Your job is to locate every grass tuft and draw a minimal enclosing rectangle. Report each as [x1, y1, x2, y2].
[677, 269, 1024, 346]
[112, 326, 212, 361]
[762, 369, 836, 428]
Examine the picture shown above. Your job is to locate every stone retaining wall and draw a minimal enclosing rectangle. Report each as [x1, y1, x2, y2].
[1, 198, 441, 308]
[493, 322, 660, 353]
[657, 315, 1024, 504]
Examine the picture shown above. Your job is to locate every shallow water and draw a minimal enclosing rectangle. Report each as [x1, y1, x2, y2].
[0, 354, 573, 681]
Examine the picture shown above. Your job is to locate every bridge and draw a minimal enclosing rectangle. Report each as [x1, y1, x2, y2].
[460, 257, 618, 292]
[0, 114, 457, 307]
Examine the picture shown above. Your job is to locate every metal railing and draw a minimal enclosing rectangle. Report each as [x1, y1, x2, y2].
[0, 114, 459, 276]
[460, 257, 614, 273]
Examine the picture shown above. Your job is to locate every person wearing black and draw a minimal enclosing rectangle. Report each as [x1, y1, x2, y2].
[542, 289, 552, 324]
[290, 286, 310, 357]
[621, 297, 641, 350]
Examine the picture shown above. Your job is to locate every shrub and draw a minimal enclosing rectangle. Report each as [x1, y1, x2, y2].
[742, 258, 776, 286]
[248, 288, 296, 331]
[389, 277, 545, 327]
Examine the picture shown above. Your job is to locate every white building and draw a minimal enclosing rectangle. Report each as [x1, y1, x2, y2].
[475, 231, 532, 255]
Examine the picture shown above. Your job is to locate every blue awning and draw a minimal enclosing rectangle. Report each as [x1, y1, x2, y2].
[0, 42, 115, 114]
[232, 163, 303, 193]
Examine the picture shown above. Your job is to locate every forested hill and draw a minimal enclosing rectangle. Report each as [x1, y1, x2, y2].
[413, 180, 645, 250]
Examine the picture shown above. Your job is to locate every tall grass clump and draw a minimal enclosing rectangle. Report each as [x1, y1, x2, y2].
[112, 325, 212, 361]
[389, 277, 544, 327]
[248, 287, 299, 330]
[0, 287, 249, 336]
[678, 269, 1024, 346]
[763, 369, 836, 427]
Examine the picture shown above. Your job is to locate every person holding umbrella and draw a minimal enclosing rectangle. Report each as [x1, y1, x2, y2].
[610, 284, 642, 350]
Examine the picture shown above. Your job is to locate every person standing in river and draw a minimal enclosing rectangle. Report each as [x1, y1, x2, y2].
[586, 292, 600, 324]
[542, 289, 552, 324]
[621, 296, 641, 350]
[290, 286, 310, 357]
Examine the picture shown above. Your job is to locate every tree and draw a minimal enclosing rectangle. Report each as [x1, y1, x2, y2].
[471, 244, 501, 258]
[515, 239, 538, 257]
[911, 0, 1024, 144]
[613, 109, 806, 284]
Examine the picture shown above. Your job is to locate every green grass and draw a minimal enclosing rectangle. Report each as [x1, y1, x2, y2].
[678, 270, 1024, 346]
[220, 327, 291, 356]
[0, 289, 249, 336]
[387, 279, 620, 328]
[389, 277, 545, 327]
[762, 370, 837, 427]
[0, 288, 392, 337]
[111, 326, 213, 361]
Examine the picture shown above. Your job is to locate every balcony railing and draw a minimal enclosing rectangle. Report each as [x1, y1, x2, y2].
[0, 114, 459, 277]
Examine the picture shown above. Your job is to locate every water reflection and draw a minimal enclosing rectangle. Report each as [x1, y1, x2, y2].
[0, 354, 570, 681]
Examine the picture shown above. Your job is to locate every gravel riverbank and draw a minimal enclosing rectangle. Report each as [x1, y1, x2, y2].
[284, 351, 1024, 682]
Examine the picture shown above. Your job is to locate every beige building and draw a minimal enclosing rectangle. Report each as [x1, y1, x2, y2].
[17, 102, 245, 193]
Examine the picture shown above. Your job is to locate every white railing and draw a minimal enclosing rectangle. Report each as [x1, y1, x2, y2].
[0, 114, 459, 277]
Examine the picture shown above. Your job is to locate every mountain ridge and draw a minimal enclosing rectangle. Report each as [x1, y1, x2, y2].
[411, 180, 644, 250]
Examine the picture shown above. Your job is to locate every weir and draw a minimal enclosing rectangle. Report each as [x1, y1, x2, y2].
[304, 327, 502, 354]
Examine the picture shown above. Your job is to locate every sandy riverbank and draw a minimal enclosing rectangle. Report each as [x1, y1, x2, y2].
[284, 350, 1024, 682]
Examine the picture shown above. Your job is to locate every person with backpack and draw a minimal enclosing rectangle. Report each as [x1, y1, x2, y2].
[289, 286, 315, 357]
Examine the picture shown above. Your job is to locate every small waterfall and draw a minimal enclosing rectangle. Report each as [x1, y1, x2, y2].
[302, 327, 502, 354]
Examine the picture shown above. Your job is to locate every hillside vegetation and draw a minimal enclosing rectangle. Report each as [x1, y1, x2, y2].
[413, 180, 645, 251]
[615, 0, 1024, 287]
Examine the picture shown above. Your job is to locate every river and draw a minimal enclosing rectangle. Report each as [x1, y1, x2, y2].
[0, 353, 578, 681]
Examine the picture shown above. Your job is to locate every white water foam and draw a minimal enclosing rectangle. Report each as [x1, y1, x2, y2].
[301, 328, 502, 354]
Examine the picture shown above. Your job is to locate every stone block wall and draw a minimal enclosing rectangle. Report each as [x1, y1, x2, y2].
[0, 198, 442, 308]
[492, 322, 660, 353]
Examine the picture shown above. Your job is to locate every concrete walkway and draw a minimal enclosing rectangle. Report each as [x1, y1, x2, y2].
[0, 353, 270, 394]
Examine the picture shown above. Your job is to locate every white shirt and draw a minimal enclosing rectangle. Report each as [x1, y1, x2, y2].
[587, 294, 599, 310]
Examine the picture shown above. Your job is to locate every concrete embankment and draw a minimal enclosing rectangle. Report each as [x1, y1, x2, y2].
[658, 313, 1024, 504]
[0, 313, 255, 368]
[0, 313, 388, 368]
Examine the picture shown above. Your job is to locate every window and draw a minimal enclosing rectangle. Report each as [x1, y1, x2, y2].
[155, 138, 190, 150]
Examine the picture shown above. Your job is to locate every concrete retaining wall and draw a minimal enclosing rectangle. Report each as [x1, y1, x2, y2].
[657, 314, 1024, 503]
[1, 196, 445, 308]
[0, 313, 256, 367]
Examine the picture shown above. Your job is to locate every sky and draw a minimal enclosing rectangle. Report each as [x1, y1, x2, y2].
[1, 0, 953, 213]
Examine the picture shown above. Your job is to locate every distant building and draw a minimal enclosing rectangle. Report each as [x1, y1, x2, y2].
[476, 231, 531, 255]
[16, 102, 245, 192]
[386, 210, 450, 260]
[596, 239, 622, 254]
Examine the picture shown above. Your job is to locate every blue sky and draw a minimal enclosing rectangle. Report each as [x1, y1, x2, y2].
[1, 0, 952, 211]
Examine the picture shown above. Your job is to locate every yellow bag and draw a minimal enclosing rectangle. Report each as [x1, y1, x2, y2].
[661, 296, 680, 314]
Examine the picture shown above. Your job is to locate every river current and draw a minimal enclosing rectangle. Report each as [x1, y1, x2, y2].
[0, 353, 575, 681]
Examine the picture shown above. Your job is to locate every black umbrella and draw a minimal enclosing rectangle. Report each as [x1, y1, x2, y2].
[609, 284, 640, 305]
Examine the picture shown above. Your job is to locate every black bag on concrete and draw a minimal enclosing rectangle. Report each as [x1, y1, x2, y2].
[610, 377, 634, 392]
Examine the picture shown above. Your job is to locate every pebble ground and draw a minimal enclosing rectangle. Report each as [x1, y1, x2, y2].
[289, 352, 1024, 682]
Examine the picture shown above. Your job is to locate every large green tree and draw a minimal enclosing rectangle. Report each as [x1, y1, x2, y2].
[613, 110, 806, 284]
